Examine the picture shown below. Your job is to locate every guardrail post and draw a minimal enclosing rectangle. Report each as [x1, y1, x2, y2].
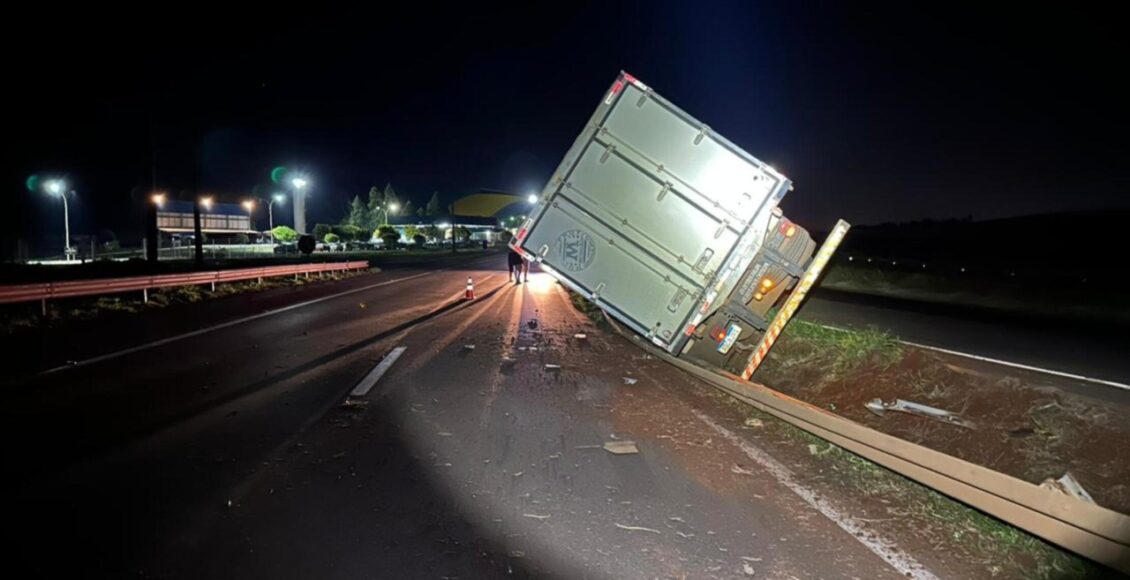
[142, 288, 148, 303]
[211, 281, 216, 291]
[41, 298, 47, 317]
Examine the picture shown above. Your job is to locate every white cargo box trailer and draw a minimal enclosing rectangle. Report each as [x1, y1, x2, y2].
[512, 72, 848, 376]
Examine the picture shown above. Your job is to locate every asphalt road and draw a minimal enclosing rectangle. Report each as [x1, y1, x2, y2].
[2, 256, 929, 579]
[3, 255, 1120, 578]
[803, 288, 1130, 388]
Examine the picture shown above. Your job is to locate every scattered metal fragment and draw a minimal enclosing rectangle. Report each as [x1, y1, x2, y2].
[614, 523, 661, 534]
[522, 513, 551, 520]
[437, 432, 453, 437]
[603, 440, 639, 455]
[1040, 472, 1095, 503]
[574, 333, 587, 340]
[462, 344, 476, 350]
[622, 377, 638, 385]
[742, 562, 756, 576]
[865, 398, 976, 429]
[744, 418, 763, 428]
[512, 471, 524, 478]
[544, 364, 561, 370]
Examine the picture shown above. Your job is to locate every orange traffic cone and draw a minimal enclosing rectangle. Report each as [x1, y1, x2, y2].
[464, 277, 475, 300]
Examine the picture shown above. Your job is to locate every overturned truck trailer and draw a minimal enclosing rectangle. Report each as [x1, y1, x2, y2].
[511, 72, 849, 377]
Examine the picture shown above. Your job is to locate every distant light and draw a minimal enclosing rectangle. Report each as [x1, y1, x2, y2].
[847, 256, 853, 261]
[200, 196, 214, 210]
[45, 179, 65, 195]
[960, 267, 966, 273]
[437, 222, 450, 229]
[242, 200, 255, 211]
[291, 177, 308, 189]
[527, 194, 538, 204]
[389, 202, 400, 213]
[151, 193, 166, 206]
[273, 193, 285, 203]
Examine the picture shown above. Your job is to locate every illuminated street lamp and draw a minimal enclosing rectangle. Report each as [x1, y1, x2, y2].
[200, 196, 214, 210]
[376, 201, 401, 226]
[242, 200, 256, 234]
[42, 179, 76, 261]
[262, 193, 285, 231]
[151, 192, 166, 207]
[527, 193, 538, 204]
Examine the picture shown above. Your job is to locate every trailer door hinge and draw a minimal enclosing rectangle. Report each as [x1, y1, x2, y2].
[666, 288, 688, 313]
[692, 248, 714, 273]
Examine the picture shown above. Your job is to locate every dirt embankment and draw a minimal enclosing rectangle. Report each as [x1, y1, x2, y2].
[756, 321, 1130, 514]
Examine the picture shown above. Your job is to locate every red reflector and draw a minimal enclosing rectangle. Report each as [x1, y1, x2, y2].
[610, 81, 624, 97]
[516, 227, 527, 241]
[623, 72, 638, 84]
[684, 324, 696, 336]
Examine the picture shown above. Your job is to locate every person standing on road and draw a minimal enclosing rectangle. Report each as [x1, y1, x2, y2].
[508, 249, 524, 284]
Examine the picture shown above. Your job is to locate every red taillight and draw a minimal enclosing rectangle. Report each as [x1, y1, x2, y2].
[605, 81, 625, 105]
[779, 220, 796, 237]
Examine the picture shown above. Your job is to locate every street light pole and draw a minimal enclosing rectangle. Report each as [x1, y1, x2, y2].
[61, 191, 72, 260]
[44, 180, 75, 261]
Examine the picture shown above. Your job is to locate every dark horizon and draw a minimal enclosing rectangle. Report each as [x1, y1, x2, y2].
[6, 1, 1127, 244]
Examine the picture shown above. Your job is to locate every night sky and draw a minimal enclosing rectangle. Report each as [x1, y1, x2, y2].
[7, 1, 1127, 247]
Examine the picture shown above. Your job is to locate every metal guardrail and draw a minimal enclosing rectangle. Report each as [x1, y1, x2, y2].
[0, 261, 370, 313]
[607, 316, 1130, 574]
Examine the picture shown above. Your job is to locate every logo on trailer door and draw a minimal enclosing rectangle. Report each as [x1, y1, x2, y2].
[717, 323, 742, 354]
[555, 229, 596, 272]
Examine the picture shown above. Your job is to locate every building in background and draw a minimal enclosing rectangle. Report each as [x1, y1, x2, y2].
[157, 201, 258, 245]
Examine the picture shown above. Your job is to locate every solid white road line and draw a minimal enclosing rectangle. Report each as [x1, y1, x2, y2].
[349, 346, 406, 398]
[694, 410, 940, 580]
[898, 339, 1130, 392]
[809, 322, 1130, 392]
[39, 256, 498, 376]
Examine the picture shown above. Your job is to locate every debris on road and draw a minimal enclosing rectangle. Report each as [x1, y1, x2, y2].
[614, 523, 661, 535]
[731, 464, 754, 476]
[603, 440, 639, 455]
[1040, 472, 1095, 504]
[744, 417, 763, 428]
[622, 377, 638, 385]
[437, 432, 452, 437]
[573, 333, 587, 340]
[742, 562, 756, 576]
[341, 399, 368, 410]
[865, 398, 976, 429]
[462, 344, 476, 351]
[522, 513, 551, 520]
[527, 318, 539, 329]
[544, 364, 561, 371]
